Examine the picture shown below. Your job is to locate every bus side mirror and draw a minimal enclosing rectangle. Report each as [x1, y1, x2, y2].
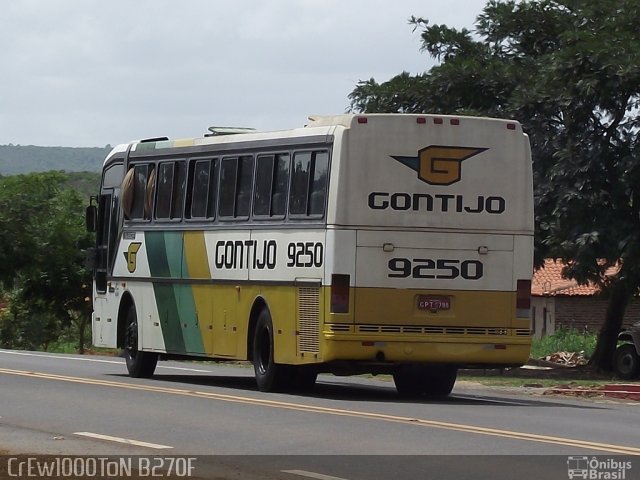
[86, 205, 97, 232]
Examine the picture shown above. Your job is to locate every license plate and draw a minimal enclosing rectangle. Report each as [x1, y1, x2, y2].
[417, 295, 451, 311]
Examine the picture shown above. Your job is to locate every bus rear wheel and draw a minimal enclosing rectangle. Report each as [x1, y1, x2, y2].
[393, 364, 457, 397]
[123, 304, 158, 378]
[292, 366, 318, 391]
[423, 365, 457, 397]
[252, 308, 292, 392]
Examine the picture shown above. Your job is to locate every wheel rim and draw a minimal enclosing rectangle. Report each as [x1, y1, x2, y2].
[257, 326, 271, 375]
[617, 352, 634, 374]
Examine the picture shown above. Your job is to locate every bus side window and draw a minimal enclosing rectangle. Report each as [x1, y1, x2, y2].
[219, 157, 238, 217]
[155, 162, 175, 219]
[220, 155, 253, 219]
[290, 152, 311, 215]
[290, 150, 328, 217]
[207, 159, 219, 218]
[272, 153, 290, 216]
[171, 161, 186, 219]
[121, 167, 135, 219]
[189, 159, 212, 219]
[189, 160, 210, 218]
[236, 155, 254, 217]
[254, 153, 290, 218]
[144, 166, 156, 219]
[254, 154, 275, 216]
[129, 164, 152, 220]
[155, 160, 186, 221]
[309, 151, 328, 215]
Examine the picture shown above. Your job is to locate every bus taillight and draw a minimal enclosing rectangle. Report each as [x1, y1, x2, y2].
[516, 279, 531, 314]
[331, 274, 350, 313]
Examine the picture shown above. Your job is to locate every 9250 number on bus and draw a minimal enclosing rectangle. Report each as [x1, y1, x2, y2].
[388, 258, 483, 280]
[287, 242, 324, 267]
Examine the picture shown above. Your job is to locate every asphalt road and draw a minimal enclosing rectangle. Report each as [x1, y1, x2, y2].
[0, 349, 638, 480]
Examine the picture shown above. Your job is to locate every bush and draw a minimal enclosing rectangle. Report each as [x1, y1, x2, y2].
[531, 327, 598, 359]
[0, 290, 62, 351]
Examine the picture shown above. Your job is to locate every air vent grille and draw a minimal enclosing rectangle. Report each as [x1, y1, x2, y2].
[297, 287, 320, 354]
[354, 325, 511, 336]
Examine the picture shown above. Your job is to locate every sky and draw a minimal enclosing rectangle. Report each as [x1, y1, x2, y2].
[1, 0, 489, 147]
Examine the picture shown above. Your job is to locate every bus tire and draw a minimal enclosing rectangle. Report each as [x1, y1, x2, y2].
[252, 308, 292, 392]
[292, 366, 318, 392]
[393, 364, 457, 397]
[393, 364, 428, 397]
[123, 304, 158, 378]
[422, 365, 457, 397]
[613, 344, 640, 380]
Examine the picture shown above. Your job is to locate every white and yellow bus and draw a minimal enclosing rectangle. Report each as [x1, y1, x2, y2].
[87, 113, 533, 396]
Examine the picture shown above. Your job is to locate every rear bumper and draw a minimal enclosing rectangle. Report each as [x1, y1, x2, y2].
[321, 333, 531, 366]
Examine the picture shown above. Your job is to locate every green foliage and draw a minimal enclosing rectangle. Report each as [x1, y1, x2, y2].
[531, 328, 598, 360]
[63, 171, 101, 199]
[348, 0, 640, 370]
[0, 145, 109, 175]
[0, 288, 61, 350]
[0, 172, 94, 351]
[46, 323, 90, 354]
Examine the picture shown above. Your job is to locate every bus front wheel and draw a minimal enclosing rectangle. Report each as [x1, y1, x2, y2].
[123, 304, 158, 378]
[252, 308, 292, 392]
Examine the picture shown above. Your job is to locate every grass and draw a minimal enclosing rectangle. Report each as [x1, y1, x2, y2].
[45, 339, 80, 354]
[530, 327, 597, 360]
[456, 328, 607, 387]
[457, 376, 617, 388]
[45, 339, 118, 356]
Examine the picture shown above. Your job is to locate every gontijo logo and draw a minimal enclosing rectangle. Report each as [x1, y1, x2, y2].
[124, 242, 142, 273]
[391, 145, 487, 186]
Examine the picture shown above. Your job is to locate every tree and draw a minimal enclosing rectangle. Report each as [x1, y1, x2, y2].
[349, 0, 640, 370]
[0, 172, 93, 351]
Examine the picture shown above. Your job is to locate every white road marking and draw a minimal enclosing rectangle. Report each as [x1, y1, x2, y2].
[74, 432, 173, 449]
[0, 350, 122, 365]
[282, 470, 350, 480]
[0, 349, 212, 373]
[156, 365, 213, 373]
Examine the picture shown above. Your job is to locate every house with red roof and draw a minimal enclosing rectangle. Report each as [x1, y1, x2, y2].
[531, 260, 639, 337]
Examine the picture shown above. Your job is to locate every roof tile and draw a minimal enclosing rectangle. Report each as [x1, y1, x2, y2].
[532, 260, 607, 297]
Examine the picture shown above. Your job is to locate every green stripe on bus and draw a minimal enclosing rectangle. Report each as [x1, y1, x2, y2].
[145, 231, 186, 354]
[163, 231, 183, 278]
[173, 284, 205, 354]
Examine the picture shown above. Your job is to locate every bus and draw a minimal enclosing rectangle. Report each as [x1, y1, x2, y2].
[86, 113, 534, 396]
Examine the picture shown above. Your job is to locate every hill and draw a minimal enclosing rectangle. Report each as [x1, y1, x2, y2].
[0, 144, 111, 175]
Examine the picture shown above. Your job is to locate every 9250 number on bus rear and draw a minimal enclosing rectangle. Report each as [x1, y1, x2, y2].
[388, 258, 483, 280]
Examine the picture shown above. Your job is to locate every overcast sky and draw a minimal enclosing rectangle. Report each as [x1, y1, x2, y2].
[1, 0, 488, 147]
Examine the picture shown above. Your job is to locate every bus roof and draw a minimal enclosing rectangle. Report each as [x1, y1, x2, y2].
[102, 113, 522, 165]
